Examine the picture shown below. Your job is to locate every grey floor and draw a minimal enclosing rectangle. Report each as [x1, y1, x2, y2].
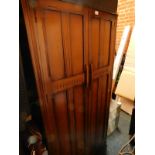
[106, 111, 131, 155]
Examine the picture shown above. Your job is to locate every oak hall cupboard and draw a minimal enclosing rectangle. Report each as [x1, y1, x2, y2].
[21, 0, 117, 154]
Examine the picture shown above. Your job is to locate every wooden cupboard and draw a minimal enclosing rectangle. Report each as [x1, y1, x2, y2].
[21, 0, 117, 154]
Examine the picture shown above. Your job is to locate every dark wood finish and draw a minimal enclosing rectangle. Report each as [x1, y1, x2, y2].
[61, 0, 118, 14]
[86, 12, 117, 151]
[21, 0, 117, 154]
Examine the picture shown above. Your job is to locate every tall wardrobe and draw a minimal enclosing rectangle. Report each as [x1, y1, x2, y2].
[21, 0, 118, 154]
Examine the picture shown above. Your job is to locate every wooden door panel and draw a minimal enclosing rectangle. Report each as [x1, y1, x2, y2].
[89, 80, 98, 144]
[51, 92, 71, 154]
[100, 20, 111, 67]
[37, 9, 87, 91]
[96, 75, 109, 143]
[34, 4, 88, 155]
[70, 14, 84, 75]
[88, 75, 109, 145]
[73, 86, 85, 153]
[41, 11, 72, 154]
[43, 10, 65, 81]
[91, 18, 100, 69]
[89, 12, 113, 147]
[90, 16, 112, 68]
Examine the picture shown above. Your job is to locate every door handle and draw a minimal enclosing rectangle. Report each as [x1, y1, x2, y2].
[89, 63, 93, 86]
[84, 64, 93, 87]
[85, 64, 89, 88]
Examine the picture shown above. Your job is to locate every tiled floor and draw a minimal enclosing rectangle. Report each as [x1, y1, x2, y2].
[106, 111, 131, 155]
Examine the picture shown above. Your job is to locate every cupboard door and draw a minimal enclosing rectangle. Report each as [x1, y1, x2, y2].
[88, 10, 116, 150]
[29, 1, 89, 155]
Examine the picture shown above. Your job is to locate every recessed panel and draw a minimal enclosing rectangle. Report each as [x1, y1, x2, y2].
[70, 14, 84, 75]
[52, 92, 71, 154]
[91, 18, 100, 69]
[90, 17, 111, 68]
[43, 10, 65, 81]
[100, 20, 111, 67]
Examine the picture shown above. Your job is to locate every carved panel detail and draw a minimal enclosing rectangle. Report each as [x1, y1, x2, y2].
[46, 74, 85, 94]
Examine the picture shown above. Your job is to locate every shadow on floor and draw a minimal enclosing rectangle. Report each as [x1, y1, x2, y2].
[106, 111, 131, 155]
